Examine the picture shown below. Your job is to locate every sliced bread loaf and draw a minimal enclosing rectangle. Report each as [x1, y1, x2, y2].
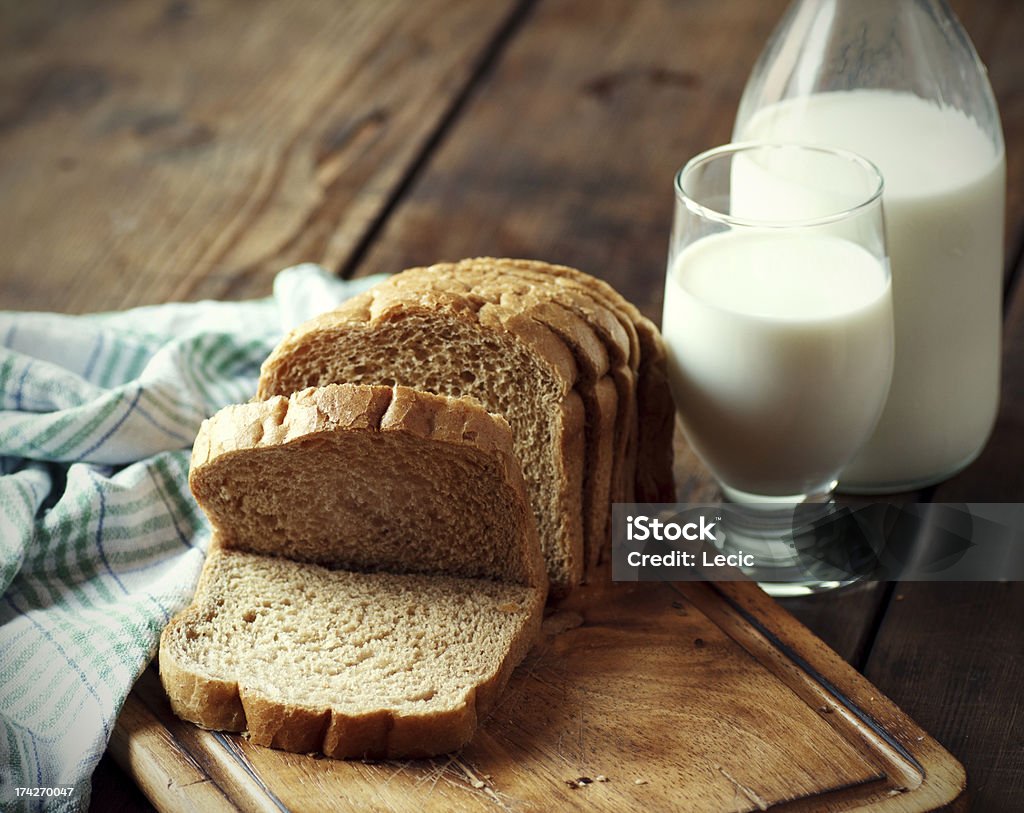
[258, 279, 586, 592]
[160, 384, 546, 759]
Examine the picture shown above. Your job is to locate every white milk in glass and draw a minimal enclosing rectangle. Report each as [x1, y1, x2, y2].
[740, 90, 1006, 490]
[662, 231, 893, 498]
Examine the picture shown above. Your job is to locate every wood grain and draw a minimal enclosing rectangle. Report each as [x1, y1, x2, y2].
[117, 577, 963, 813]
[0, 0, 521, 313]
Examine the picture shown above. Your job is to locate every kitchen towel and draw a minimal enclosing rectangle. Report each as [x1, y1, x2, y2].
[0, 265, 383, 813]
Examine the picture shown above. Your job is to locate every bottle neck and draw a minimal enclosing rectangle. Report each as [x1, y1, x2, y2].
[735, 0, 1003, 148]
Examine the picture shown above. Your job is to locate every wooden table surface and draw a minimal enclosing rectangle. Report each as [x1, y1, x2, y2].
[2, 1, 1021, 810]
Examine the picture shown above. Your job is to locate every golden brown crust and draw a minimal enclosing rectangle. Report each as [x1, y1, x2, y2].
[158, 649, 247, 731]
[194, 384, 518, 469]
[449, 258, 637, 365]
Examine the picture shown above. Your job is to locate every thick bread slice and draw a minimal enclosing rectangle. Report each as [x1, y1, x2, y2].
[381, 265, 617, 580]
[258, 282, 586, 592]
[443, 259, 640, 513]
[160, 546, 544, 759]
[162, 383, 546, 759]
[490, 259, 676, 504]
[191, 384, 545, 587]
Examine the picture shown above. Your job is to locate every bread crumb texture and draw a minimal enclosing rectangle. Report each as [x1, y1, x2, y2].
[161, 548, 544, 759]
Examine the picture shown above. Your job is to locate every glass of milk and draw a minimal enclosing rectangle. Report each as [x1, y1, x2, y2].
[663, 143, 894, 593]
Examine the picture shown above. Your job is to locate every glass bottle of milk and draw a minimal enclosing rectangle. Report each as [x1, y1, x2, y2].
[734, 0, 1006, 493]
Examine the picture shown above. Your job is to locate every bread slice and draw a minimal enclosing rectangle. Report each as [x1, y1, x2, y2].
[497, 259, 677, 504]
[160, 546, 543, 759]
[160, 384, 546, 759]
[376, 264, 618, 580]
[258, 279, 586, 592]
[190, 383, 544, 586]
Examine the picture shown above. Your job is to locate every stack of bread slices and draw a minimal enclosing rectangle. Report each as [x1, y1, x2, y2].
[160, 258, 675, 759]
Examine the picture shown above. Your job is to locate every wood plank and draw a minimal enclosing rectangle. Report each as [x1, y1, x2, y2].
[117, 578, 963, 813]
[0, 0, 522, 313]
[862, 583, 1023, 812]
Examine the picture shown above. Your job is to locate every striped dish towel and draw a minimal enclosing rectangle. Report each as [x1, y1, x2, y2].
[0, 265, 382, 813]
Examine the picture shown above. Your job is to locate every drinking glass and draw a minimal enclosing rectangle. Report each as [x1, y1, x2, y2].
[663, 143, 893, 594]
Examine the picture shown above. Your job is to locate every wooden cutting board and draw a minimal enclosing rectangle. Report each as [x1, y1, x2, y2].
[110, 571, 964, 812]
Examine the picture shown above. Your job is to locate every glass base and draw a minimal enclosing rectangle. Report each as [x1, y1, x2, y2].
[715, 485, 862, 595]
[756, 575, 863, 597]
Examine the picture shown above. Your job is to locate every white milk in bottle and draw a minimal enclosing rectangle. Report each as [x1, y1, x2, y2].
[740, 90, 1006, 490]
